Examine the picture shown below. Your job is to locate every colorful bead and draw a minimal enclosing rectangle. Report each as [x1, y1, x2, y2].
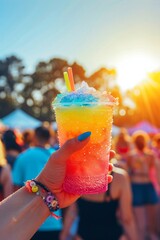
[46, 195, 54, 203]
[51, 200, 58, 208]
[32, 185, 39, 193]
[30, 181, 36, 187]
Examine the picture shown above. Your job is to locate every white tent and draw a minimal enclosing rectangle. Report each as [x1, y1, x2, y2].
[2, 109, 42, 131]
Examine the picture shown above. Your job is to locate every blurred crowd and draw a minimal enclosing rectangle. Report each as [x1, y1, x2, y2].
[0, 125, 160, 240]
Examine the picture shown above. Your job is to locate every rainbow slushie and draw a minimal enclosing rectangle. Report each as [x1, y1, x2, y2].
[52, 82, 117, 194]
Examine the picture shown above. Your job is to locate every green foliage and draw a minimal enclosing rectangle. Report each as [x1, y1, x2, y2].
[3, 55, 160, 128]
[0, 55, 121, 123]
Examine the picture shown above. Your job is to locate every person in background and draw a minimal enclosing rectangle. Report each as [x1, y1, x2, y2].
[60, 164, 138, 240]
[0, 139, 13, 201]
[2, 129, 22, 169]
[115, 128, 131, 159]
[52, 129, 60, 150]
[126, 130, 159, 240]
[22, 129, 34, 150]
[151, 133, 160, 238]
[113, 128, 131, 170]
[12, 126, 63, 240]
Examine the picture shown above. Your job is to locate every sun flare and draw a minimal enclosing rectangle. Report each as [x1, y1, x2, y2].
[115, 53, 159, 91]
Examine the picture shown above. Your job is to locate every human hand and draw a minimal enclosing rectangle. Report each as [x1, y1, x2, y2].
[37, 133, 114, 208]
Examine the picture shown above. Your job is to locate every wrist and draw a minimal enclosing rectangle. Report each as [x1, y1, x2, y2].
[36, 172, 59, 193]
[25, 180, 60, 218]
[23, 186, 50, 215]
[26, 189, 51, 217]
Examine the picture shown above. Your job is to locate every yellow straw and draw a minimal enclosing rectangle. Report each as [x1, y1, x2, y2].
[63, 72, 72, 92]
[68, 67, 75, 91]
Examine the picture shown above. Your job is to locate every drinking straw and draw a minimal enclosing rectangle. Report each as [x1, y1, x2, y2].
[68, 67, 75, 91]
[63, 71, 72, 92]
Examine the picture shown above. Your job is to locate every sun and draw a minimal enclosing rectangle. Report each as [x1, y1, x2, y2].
[115, 53, 159, 92]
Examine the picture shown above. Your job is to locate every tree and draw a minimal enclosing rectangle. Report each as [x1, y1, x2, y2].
[2, 54, 159, 128]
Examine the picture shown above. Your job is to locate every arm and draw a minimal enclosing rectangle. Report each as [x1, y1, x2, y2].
[0, 136, 87, 240]
[0, 186, 50, 240]
[119, 171, 138, 240]
[153, 157, 160, 186]
[1, 164, 13, 198]
[0, 133, 114, 240]
[149, 153, 160, 186]
[59, 203, 78, 240]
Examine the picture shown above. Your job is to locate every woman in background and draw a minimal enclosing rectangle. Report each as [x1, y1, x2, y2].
[60, 165, 138, 240]
[113, 128, 132, 170]
[126, 130, 159, 240]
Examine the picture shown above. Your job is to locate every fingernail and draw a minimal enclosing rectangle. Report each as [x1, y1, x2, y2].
[78, 131, 91, 141]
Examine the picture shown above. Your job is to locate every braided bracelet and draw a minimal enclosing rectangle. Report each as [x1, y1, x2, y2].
[25, 180, 60, 219]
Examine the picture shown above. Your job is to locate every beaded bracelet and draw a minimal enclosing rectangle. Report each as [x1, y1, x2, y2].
[25, 180, 60, 219]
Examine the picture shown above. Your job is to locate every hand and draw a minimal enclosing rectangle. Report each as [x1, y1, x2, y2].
[37, 134, 114, 208]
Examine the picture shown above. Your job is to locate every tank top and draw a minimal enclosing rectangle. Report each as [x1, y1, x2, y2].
[77, 179, 123, 240]
[0, 166, 4, 201]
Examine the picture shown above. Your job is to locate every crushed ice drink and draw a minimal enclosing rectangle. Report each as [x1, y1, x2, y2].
[53, 82, 117, 194]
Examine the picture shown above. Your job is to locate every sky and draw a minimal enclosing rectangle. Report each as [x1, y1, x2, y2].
[1, 0, 160, 90]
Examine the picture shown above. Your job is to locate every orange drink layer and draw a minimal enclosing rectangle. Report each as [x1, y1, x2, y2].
[53, 82, 117, 194]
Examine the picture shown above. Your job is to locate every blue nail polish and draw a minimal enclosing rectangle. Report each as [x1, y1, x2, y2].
[78, 132, 91, 141]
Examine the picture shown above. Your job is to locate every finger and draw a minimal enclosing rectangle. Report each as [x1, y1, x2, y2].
[107, 175, 113, 184]
[108, 163, 113, 172]
[109, 150, 115, 160]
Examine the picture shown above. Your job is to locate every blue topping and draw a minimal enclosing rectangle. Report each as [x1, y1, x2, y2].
[58, 93, 98, 106]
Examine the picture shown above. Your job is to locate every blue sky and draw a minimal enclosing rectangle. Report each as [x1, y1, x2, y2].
[1, 0, 160, 89]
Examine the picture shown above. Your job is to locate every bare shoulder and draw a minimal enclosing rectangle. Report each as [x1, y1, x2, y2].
[113, 167, 129, 183]
[111, 167, 130, 198]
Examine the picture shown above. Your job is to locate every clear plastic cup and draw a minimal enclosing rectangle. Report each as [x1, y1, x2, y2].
[53, 101, 115, 194]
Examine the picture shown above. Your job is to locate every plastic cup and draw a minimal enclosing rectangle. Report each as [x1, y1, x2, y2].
[53, 100, 115, 195]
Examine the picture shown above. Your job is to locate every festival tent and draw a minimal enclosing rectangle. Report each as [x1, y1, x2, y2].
[128, 121, 159, 135]
[1, 109, 42, 131]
